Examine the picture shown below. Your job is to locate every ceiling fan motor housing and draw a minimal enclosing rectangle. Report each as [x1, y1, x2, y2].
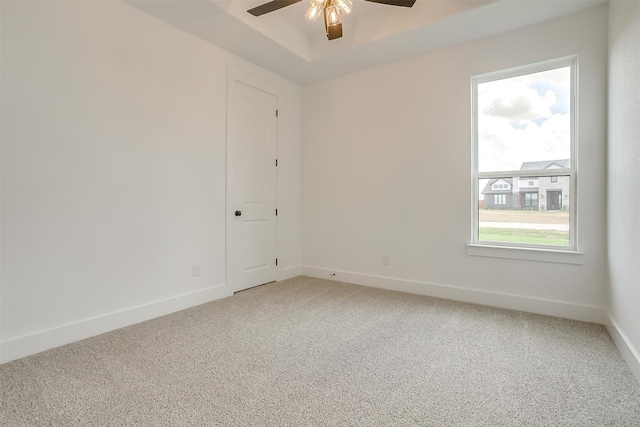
[327, 22, 343, 40]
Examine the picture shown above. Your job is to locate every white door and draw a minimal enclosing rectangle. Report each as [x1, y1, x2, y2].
[227, 68, 278, 292]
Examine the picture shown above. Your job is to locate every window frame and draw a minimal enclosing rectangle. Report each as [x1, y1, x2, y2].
[469, 56, 580, 261]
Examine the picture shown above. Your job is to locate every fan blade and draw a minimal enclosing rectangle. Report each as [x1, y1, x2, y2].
[363, 0, 416, 7]
[247, 0, 303, 17]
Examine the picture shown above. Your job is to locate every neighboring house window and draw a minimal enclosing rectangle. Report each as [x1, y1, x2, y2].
[524, 193, 538, 209]
[472, 57, 577, 251]
[491, 181, 511, 191]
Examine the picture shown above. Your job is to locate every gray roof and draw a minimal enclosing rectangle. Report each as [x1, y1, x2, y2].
[519, 159, 570, 170]
[481, 159, 570, 194]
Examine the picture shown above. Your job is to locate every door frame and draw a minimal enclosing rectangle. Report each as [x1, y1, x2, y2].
[226, 65, 280, 292]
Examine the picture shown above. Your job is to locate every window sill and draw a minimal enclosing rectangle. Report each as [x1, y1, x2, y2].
[466, 244, 584, 265]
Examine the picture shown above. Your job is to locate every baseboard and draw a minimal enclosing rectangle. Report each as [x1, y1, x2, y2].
[302, 266, 607, 324]
[0, 284, 232, 365]
[279, 265, 302, 281]
[606, 315, 640, 385]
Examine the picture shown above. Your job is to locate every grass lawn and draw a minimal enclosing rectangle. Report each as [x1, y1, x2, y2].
[479, 227, 570, 246]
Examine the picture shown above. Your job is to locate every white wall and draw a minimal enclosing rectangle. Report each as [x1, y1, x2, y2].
[302, 6, 608, 321]
[607, 0, 640, 382]
[0, 1, 301, 363]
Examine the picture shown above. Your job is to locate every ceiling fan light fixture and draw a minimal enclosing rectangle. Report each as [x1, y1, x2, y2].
[324, 4, 341, 26]
[334, 0, 353, 15]
[248, 0, 415, 41]
[304, 2, 323, 22]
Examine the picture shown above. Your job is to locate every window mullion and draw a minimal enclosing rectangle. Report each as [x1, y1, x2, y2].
[477, 169, 571, 180]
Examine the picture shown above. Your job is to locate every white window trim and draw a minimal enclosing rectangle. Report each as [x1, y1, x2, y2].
[469, 56, 580, 264]
[467, 244, 584, 265]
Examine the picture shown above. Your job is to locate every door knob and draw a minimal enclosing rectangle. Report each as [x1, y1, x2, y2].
[235, 210, 242, 217]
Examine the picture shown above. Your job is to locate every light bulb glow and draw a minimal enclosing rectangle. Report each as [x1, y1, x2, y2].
[325, 5, 340, 26]
[304, 2, 323, 22]
[334, 0, 352, 14]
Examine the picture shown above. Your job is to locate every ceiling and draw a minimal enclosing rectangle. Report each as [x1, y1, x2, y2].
[128, 0, 605, 86]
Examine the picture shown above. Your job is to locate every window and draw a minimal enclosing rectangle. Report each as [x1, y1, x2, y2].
[472, 57, 577, 252]
[523, 193, 538, 209]
[491, 181, 511, 191]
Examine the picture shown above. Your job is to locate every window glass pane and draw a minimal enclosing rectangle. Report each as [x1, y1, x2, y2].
[477, 176, 570, 247]
[478, 67, 571, 173]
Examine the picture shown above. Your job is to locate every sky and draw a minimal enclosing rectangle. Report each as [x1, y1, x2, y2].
[478, 66, 571, 173]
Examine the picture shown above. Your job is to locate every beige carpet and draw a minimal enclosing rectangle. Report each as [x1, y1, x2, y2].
[1, 276, 639, 426]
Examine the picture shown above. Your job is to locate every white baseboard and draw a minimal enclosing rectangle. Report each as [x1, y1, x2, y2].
[302, 266, 607, 324]
[606, 315, 640, 385]
[279, 265, 302, 281]
[0, 284, 232, 364]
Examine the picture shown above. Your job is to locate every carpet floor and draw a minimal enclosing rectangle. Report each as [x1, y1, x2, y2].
[1, 276, 639, 426]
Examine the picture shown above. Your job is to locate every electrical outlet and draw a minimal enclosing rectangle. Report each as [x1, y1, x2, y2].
[192, 263, 201, 277]
[383, 254, 390, 265]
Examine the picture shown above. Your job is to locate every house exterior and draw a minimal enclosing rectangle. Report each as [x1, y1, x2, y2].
[482, 159, 570, 211]
[482, 177, 515, 209]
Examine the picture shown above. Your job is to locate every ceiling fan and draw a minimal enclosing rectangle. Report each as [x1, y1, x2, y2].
[247, 0, 416, 41]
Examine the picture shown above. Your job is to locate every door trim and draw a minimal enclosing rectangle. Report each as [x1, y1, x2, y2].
[226, 65, 280, 292]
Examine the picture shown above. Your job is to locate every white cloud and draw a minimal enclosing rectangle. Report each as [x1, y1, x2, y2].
[481, 80, 556, 122]
[478, 68, 571, 173]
